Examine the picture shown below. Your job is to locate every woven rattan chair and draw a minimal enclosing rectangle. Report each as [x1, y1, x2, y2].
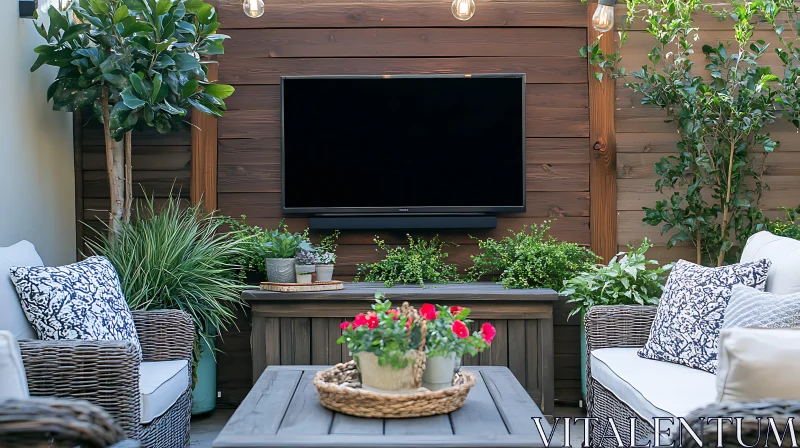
[0, 397, 140, 448]
[17, 310, 194, 448]
[585, 305, 800, 447]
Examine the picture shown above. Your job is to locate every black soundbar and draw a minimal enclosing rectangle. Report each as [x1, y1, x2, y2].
[309, 216, 497, 230]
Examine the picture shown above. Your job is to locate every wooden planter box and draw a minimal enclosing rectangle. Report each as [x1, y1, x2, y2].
[243, 282, 557, 415]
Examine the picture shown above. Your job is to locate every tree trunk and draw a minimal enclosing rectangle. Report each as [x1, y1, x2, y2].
[102, 87, 126, 236]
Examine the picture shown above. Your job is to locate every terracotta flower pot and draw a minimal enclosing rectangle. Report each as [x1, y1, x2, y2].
[422, 354, 461, 391]
[354, 351, 418, 392]
[315, 264, 335, 282]
[265, 258, 295, 283]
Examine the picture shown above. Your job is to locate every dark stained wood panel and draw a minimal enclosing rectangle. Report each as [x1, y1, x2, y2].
[218, 1, 587, 29]
[83, 170, 190, 198]
[221, 28, 587, 59]
[82, 146, 192, 171]
[219, 56, 588, 85]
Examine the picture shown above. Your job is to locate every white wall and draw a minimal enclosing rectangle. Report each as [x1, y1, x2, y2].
[0, 1, 76, 265]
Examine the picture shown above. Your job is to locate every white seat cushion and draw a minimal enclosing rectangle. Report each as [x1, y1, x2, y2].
[0, 241, 42, 340]
[591, 348, 716, 422]
[741, 231, 800, 295]
[0, 330, 29, 399]
[140, 360, 189, 424]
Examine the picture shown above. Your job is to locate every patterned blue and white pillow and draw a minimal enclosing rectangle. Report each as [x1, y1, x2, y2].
[9, 256, 140, 355]
[723, 286, 800, 329]
[637, 259, 771, 373]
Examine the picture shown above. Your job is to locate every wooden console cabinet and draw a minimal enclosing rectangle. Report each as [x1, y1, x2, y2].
[243, 282, 557, 415]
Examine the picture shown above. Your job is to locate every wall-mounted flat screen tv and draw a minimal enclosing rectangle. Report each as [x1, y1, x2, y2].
[281, 74, 526, 215]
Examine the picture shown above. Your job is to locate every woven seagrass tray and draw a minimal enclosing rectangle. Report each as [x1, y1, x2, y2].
[313, 360, 477, 418]
[259, 281, 344, 292]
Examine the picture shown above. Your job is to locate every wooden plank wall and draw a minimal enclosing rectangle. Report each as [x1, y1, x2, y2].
[214, 0, 589, 407]
[615, 6, 800, 264]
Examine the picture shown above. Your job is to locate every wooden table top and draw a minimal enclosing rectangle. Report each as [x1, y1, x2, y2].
[243, 282, 559, 302]
[213, 365, 551, 448]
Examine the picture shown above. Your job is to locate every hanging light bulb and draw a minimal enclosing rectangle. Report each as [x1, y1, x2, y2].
[592, 0, 615, 33]
[59, 0, 73, 11]
[451, 0, 475, 21]
[243, 0, 264, 18]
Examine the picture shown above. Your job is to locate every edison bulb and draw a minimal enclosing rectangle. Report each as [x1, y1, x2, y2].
[451, 0, 475, 21]
[243, 0, 264, 18]
[592, 2, 614, 32]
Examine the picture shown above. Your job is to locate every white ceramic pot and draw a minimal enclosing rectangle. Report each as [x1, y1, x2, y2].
[422, 354, 461, 391]
[355, 351, 418, 392]
[295, 272, 313, 283]
[316, 264, 334, 282]
[265, 258, 295, 283]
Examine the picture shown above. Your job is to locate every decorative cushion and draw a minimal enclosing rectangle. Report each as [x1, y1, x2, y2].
[140, 360, 189, 424]
[740, 231, 800, 295]
[0, 330, 29, 399]
[723, 286, 800, 329]
[716, 327, 800, 402]
[638, 259, 771, 373]
[0, 241, 42, 340]
[9, 256, 141, 356]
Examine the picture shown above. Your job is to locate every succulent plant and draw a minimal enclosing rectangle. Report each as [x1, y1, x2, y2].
[317, 251, 336, 265]
[295, 249, 317, 266]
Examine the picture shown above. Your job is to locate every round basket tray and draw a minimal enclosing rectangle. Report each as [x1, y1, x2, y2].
[313, 360, 477, 418]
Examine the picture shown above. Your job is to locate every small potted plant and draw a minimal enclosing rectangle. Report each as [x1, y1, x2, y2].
[338, 294, 423, 391]
[257, 223, 313, 283]
[421, 304, 495, 391]
[315, 230, 339, 282]
[295, 249, 317, 283]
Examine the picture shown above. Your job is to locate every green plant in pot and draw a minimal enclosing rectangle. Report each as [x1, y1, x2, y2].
[315, 230, 339, 282]
[337, 293, 423, 391]
[295, 249, 317, 284]
[420, 304, 495, 391]
[257, 222, 313, 283]
[86, 194, 248, 414]
[355, 235, 461, 287]
[558, 238, 672, 401]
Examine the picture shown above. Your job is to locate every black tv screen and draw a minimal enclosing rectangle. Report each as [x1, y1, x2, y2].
[282, 74, 526, 214]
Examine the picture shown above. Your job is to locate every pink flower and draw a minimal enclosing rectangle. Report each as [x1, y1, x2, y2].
[366, 312, 379, 329]
[420, 303, 437, 320]
[481, 322, 496, 344]
[452, 320, 469, 339]
[450, 306, 465, 316]
[353, 313, 367, 328]
[386, 309, 401, 321]
[340, 321, 351, 331]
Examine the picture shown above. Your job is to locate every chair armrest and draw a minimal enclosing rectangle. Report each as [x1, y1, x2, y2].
[18, 339, 141, 438]
[674, 400, 800, 447]
[133, 310, 194, 363]
[584, 305, 657, 353]
[0, 396, 137, 447]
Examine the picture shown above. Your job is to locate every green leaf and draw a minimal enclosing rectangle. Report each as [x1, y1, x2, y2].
[151, 73, 163, 103]
[90, 0, 110, 15]
[160, 101, 186, 116]
[129, 73, 149, 101]
[47, 6, 69, 39]
[173, 53, 201, 71]
[51, 80, 102, 111]
[156, 0, 172, 15]
[113, 4, 129, 23]
[181, 79, 199, 98]
[121, 87, 147, 109]
[202, 83, 235, 100]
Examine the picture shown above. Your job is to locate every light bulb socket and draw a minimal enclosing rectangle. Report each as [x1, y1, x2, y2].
[598, 0, 616, 6]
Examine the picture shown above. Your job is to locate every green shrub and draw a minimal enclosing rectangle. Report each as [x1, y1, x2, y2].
[355, 235, 461, 287]
[220, 217, 313, 280]
[761, 207, 800, 240]
[468, 221, 599, 290]
[560, 238, 672, 319]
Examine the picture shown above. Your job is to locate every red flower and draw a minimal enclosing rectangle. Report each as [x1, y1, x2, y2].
[452, 320, 469, 339]
[406, 317, 412, 330]
[450, 306, 465, 316]
[386, 309, 401, 321]
[353, 313, 367, 328]
[340, 321, 351, 331]
[481, 322, 497, 344]
[420, 303, 437, 320]
[366, 312, 379, 329]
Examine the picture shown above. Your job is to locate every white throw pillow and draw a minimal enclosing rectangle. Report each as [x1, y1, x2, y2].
[717, 327, 800, 402]
[723, 286, 800, 329]
[740, 231, 800, 295]
[0, 241, 42, 340]
[0, 330, 29, 399]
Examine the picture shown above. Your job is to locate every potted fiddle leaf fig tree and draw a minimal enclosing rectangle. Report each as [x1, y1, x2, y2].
[30, 0, 234, 234]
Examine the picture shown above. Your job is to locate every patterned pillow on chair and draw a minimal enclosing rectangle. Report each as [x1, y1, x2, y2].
[9, 256, 140, 356]
[637, 259, 771, 373]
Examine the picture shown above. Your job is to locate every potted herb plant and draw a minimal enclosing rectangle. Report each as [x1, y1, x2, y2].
[315, 230, 340, 282]
[420, 304, 495, 391]
[559, 238, 672, 402]
[338, 294, 423, 391]
[295, 249, 316, 283]
[257, 223, 313, 283]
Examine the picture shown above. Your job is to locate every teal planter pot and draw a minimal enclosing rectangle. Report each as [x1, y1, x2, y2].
[192, 336, 217, 415]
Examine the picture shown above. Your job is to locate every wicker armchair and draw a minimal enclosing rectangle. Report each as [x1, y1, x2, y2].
[0, 397, 139, 448]
[585, 306, 800, 447]
[17, 310, 194, 448]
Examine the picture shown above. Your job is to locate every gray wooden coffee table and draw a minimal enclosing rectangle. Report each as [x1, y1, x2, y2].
[213, 365, 551, 447]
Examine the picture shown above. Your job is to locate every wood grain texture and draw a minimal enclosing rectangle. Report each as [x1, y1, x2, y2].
[191, 63, 219, 212]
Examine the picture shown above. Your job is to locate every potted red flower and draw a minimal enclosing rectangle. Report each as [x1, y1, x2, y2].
[420, 304, 496, 391]
[337, 293, 423, 391]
